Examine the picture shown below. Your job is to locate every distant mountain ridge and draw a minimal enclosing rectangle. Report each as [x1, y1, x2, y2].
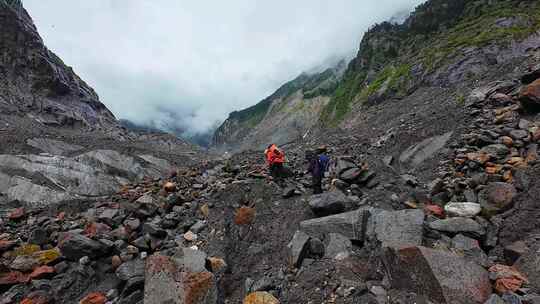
[212, 60, 347, 150]
[213, 0, 540, 149]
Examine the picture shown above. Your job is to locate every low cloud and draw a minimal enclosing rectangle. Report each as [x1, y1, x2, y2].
[25, 0, 425, 137]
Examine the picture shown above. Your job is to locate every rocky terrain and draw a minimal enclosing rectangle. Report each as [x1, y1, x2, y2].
[1, 0, 540, 303]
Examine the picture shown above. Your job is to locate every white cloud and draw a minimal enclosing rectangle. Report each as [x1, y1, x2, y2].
[24, 0, 425, 135]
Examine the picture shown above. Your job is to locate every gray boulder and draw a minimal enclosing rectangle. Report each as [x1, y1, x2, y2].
[287, 230, 310, 268]
[429, 217, 485, 236]
[300, 209, 369, 241]
[514, 243, 540, 293]
[399, 132, 453, 167]
[144, 254, 217, 304]
[116, 259, 145, 281]
[481, 144, 510, 160]
[324, 233, 352, 259]
[58, 232, 109, 260]
[383, 246, 491, 304]
[308, 191, 351, 216]
[367, 209, 424, 248]
[478, 182, 517, 213]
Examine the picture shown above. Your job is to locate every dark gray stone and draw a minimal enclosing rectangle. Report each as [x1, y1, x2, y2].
[174, 248, 207, 273]
[481, 144, 510, 159]
[367, 209, 425, 248]
[515, 243, 540, 293]
[300, 209, 368, 241]
[308, 191, 351, 216]
[116, 259, 145, 281]
[399, 132, 453, 167]
[29, 228, 49, 245]
[287, 230, 310, 268]
[429, 218, 485, 236]
[484, 294, 505, 304]
[58, 232, 108, 260]
[383, 246, 492, 304]
[324, 233, 352, 259]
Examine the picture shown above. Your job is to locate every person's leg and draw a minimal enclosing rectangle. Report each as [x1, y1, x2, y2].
[313, 176, 322, 194]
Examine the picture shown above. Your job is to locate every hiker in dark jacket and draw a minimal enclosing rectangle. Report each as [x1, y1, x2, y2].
[307, 146, 330, 194]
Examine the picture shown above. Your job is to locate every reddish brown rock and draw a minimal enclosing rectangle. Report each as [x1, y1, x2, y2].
[424, 205, 444, 218]
[519, 79, 540, 112]
[243, 292, 280, 304]
[20, 295, 50, 304]
[9, 207, 25, 220]
[479, 182, 517, 212]
[500, 136, 514, 147]
[29, 266, 55, 280]
[0, 271, 29, 285]
[489, 264, 528, 294]
[79, 292, 107, 304]
[111, 255, 122, 270]
[234, 207, 256, 225]
[144, 254, 217, 304]
[164, 182, 177, 192]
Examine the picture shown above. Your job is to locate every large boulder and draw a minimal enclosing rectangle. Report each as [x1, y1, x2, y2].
[58, 232, 108, 260]
[287, 231, 310, 268]
[383, 246, 492, 304]
[521, 63, 540, 84]
[478, 182, 517, 213]
[144, 254, 217, 304]
[514, 243, 540, 293]
[300, 209, 369, 241]
[428, 217, 485, 236]
[519, 78, 540, 112]
[308, 191, 352, 216]
[399, 132, 453, 167]
[324, 233, 352, 260]
[366, 209, 424, 248]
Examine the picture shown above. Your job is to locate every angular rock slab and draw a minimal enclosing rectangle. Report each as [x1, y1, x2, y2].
[428, 217, 485, 236]
[367, 209, 424, 248]
[287, 230, 310, 268]
[383, 246, 491, 304]
[399, 132, 453, 167]
[144, 254, 217, 304]
[300, 209, 369, 241]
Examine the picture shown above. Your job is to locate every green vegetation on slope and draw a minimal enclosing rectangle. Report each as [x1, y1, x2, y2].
[320, 0, 540, 126]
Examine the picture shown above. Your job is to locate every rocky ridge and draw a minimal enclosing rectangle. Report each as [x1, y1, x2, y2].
[0, 66, 539, 303]
[0, 2, 202, 208]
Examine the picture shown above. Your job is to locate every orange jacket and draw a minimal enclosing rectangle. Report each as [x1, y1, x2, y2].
[265, 144, 285, 165]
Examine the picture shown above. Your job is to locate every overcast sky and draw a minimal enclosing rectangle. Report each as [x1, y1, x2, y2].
[24, 0, 424, 136]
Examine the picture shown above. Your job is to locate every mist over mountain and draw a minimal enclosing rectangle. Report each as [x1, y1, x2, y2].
[24, 0, 426, 142]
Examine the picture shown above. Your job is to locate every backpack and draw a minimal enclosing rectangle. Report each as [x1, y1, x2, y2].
[318, 154, 330, 173]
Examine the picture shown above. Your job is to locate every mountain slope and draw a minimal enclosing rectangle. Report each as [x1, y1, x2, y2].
[214, 0, 540, 148]
[0, 2, 201, 208]
[322, 0, 540, 125]
[213, 60, 346, 150]
[0, 0, 116, 129]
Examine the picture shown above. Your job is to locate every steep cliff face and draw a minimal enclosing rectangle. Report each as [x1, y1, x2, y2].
[0, 2, 201, 208]
[322, 0, 540, 125]
[0, 1, 116, 128]
[212, 61, 346, 150]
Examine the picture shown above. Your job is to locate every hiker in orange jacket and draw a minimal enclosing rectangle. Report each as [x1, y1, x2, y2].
[265, 144, 285, 178]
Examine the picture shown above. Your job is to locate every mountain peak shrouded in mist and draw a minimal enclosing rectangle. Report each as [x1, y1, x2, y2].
[23, 0, 427, 142]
